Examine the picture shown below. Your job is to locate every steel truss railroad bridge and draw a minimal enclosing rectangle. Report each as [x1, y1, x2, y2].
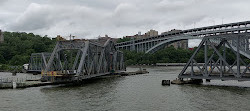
[116, 21, 250, 81]
[29, 39, 125, 82]
[28, 21, 250, 81]
[179, 33, 250, 81]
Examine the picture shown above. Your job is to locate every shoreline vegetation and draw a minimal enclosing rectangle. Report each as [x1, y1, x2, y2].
[0, 31, 56, 71]
[0, 31, 249, 72]
[123, 47, 250, 66]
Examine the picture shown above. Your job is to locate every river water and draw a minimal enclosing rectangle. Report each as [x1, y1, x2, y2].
[0, 66, 250, 111]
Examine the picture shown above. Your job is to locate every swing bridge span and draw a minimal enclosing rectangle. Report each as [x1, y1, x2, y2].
[29, 39, 125, 82]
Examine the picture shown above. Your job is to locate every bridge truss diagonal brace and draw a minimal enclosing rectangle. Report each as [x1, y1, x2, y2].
[44, 41, 87, 73]
[29, 52, 52, 72]
[42, 39, 125, 82]
[41, 53, 48, 68]
[72, 50, 81, 70]
[179, 38, 206, 77]
[76, 41, 89, 77]
[179, 35, 250, 81]
[207, 39, 236, 76]
[44, 42, 59, 72]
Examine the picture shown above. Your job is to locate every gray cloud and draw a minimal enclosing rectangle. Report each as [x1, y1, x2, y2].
[0, 0, 7, 5]
[9, 3, 54, 30]
[1, 0, 250, 47]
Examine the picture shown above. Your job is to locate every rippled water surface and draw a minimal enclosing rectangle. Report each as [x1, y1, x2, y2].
[0, 66, 250, 111]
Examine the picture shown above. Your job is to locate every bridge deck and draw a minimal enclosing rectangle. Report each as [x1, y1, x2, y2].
[80, 72, 111, 80]
[179, 74, 250, 81]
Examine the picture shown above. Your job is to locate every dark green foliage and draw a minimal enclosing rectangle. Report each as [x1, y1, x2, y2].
[123, 45, 249, 66]
[0, 31, 56, 66]
[117, 37, 131, 43]
[123, 46, 193, 65]
[0, 64, 9, 71]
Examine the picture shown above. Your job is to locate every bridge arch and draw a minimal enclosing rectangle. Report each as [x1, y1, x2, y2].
[145, 35, 200, 53]
[145, 34, 250, 59]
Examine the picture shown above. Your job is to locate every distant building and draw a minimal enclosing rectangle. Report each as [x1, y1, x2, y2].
[161, 29, 182, 35]
[166, 40, 188, 49]
[90, 35, 119, 45]
[189, 48, 194, 50]
[162, 29, 188, 49]
[145, 29, 158, 37]
[0, 30, 4, 43]
[119, 29, 188, 49]
[138, 31, 141, 35]
[124, 29, 159, 40]
[98, 35, 111, 45]
[55, 35, 66, 41]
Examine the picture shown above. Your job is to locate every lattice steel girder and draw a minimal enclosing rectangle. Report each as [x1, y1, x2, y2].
[76, 41, 89, 77]
[28, 52, 51, 71]
[43, 39, 125, 81]
[179, 33, 250, 81]
[209, 33, 250, 59]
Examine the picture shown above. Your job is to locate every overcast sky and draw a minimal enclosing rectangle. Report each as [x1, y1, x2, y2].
[0, 0, 250, 47]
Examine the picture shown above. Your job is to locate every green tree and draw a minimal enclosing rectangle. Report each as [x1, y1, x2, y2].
[0, 31, 56, 66]
[117, 37, 131, 43]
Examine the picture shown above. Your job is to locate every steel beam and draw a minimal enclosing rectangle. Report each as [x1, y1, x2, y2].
[179, 34, 250, 81]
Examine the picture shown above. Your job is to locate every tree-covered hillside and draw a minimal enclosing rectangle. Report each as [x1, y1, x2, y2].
[123, 46, 193, 65]
[0, 32, 56, 66]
